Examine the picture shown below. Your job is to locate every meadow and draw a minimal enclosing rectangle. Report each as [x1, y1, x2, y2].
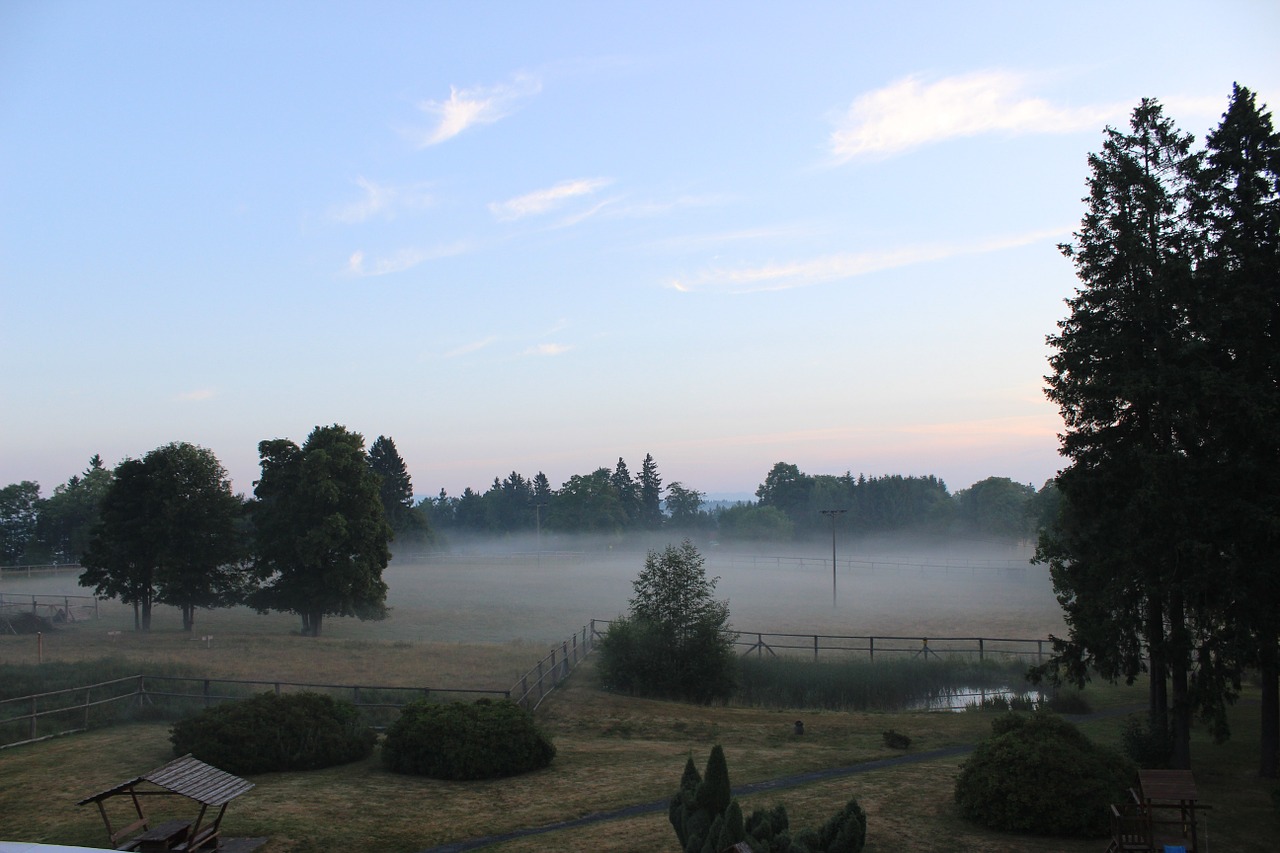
[2, 536, 1270, 851]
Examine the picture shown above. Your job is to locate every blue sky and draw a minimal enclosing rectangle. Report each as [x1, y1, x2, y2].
[3, 2, 1277, 500]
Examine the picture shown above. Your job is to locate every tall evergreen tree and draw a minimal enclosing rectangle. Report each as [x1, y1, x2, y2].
[1036, 97, 1206, 767]
[1189, 84, 1280, 776]
[610, 457, 639, 526]
[636, 453, 664, 530]
[368, 435, 420, 537]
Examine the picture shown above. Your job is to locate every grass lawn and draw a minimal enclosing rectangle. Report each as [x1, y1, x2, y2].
[0, 654, 1276, 852]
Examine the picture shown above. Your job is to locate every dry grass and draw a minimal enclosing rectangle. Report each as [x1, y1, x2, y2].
[1, 656, 1275, 852]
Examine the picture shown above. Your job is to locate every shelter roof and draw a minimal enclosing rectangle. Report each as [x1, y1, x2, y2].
[77, 754, 254, 807]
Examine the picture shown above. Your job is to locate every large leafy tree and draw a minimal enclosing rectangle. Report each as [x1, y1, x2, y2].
[251, 425, 392, 636]
[548, 468, 628, 534]
[664, 481, 706, 529]
[80, 443, 247, 632]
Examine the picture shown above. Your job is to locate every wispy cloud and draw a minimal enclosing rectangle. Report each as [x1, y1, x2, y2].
[830, 71, 1122, 161]
[330, 177, 432, 223]
[524, 343, 572, 356]
[344, 241, 471, 277]
[669, 227, 1069, 294]
[445, 336, 498, 358]
[175, 388, 216, 402]
[416, 73, 542, 146]
[489, 178, 612, 221]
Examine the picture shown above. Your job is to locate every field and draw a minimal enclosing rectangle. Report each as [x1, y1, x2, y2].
[1, 537, 1273, 851]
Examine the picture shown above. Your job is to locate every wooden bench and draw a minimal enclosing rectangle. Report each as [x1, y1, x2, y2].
[172, 823, 219, 852]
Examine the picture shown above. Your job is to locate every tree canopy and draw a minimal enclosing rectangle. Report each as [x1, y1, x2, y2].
[250, 424, 392, 636]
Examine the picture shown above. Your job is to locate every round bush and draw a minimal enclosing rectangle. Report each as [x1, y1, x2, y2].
[169, 691, 375, 775]
[954, 713, 1135, 837]
[381, 698, 555, 780]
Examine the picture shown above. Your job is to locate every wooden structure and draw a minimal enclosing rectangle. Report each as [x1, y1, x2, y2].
[1107, 769, 1209, 853]
[77, 754, 254, 851]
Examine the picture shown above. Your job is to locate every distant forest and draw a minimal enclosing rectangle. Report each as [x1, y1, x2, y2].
[419, 457, 1054, 543]
[0, 448, 1051, 566]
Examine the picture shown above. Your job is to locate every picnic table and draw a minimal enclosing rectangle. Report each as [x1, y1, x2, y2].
[1136, 769, 1208, 853]
[134, 819, 190, 852]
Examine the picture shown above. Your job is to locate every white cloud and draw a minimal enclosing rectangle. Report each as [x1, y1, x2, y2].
[331, 177, 432, 223]
[416, 73, 542, 146]
[489, 178, 612, 221]
[668, 227, 1069, 294]
[344, 242, 471, 277]
[445, 336, 498, 358]
[830, 71, 1122, 161]
[524, 343, 572, 356]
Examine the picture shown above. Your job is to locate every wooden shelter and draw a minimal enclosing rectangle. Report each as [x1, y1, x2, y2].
[77, 754, 253, 851]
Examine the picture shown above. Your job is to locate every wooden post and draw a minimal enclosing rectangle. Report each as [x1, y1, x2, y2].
[979, 638, 985, 662]
[537, 661, 545, 702]
[29, 695, 37, 741]
[869, 636, 875, 662]
[813, 635, 819, 661]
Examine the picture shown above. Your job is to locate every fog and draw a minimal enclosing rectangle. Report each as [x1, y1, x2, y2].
[384, 532, 1063, 645]
[2, 533, 1063, 647]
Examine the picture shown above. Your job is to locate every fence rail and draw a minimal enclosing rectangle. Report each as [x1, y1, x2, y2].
[509, 623, 595, 711]
[0, 592, 100, 625]
[0, 563, 82, 580]
[588, 619, 1048, 662]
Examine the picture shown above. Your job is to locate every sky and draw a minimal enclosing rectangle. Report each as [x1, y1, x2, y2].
[2, 2, 1277, 502]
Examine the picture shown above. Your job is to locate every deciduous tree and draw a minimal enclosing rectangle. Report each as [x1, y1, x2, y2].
[250, 425, 391, 636]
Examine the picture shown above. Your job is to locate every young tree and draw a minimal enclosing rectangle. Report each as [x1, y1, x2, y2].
[597, 540, 736, 702]
[636, 453, 664, 530]
[80, 443, 247, 632]
[250, 425, 392, 636]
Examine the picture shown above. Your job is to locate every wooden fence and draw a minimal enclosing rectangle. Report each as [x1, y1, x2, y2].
[0, 674, 512, 751]
[0, 563, 82, 580]
[588, 619, 1048, 662]
[509, 623, 595, 711]
[0, 592, 100, 626]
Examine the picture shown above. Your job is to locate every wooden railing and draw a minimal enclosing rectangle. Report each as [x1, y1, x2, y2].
[0, 563, 82, 580]
[509, 623, 596, 711]
[0, 592, 100, 624]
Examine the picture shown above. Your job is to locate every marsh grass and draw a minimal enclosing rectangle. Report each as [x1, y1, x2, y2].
[736, 655, 1033, 711]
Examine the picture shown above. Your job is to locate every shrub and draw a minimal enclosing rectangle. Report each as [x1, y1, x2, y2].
[1121, 714, 1173, 768]
[882, 729, 911, 750]
[1045, 689, 1092, 715]
[381, 698, 555, 780]
[954, 713, 1135, 837]
[672, 746, 866, 853]
[169, 691, 374, 774]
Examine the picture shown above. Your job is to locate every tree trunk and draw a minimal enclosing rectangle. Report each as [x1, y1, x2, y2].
[1261, 640, 1279, 778]
[141, 597, 152, 632]
[132, 602, 140, 631]
[182, 604, 194, 632]
[1146, 598, 1168, 736]
[1168, 592, 1192, 769]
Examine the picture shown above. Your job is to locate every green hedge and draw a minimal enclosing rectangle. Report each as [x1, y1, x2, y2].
[954, 713, 1134, 837]
[169, 691, 375, 774]
[381, 698, 555, 780]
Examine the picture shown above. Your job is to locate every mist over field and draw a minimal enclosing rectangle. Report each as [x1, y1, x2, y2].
[3, 533, 1061, 648]
[379, 532, 1060, 645]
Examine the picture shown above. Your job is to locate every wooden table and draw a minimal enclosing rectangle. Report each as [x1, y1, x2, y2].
[1137, 770, 1206, 853]
[134, 819, 191, 852]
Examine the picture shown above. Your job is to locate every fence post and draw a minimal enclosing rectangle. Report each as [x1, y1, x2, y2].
[814, 635, 819, 661]
[84, 685, 92, 729]
[537, 661, 545, 703]
[203, 679, 211, 707]
[30, 695, 37, 741]
[274, 682, 281, 696]
[354, 686, 362, 706]
[1037, 640, 1044, 661]
[572, 634, 578, 665]
[521, 676, 528, 709]
[562, 641, 570, 678]
[979, 638, 985, 662]
[869, 636, 875, 662]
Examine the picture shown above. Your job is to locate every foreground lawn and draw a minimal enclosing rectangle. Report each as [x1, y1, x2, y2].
[1, 656, 1276, 852]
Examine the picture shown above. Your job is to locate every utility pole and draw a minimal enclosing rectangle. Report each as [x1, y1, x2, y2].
[820, 509, 847, 606]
